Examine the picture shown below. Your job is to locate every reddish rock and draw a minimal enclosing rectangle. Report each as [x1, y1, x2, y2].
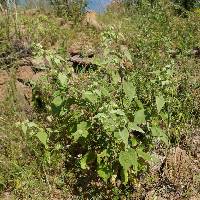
[16, 66, 34, 81]
[0, 70, 9, 85]
[0, 70, 10, 101]
[32, 72, 46, 82]
[0, 85, 7, 101]
[16, 81, 32, 102]
[69, 44, 82, 56]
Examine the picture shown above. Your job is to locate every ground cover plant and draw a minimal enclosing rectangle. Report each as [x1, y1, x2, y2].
[0, 0, 200, 199]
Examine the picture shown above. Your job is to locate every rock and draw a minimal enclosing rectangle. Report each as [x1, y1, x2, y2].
[150, 153, 166, 175]
[83, 11, 102, 31]
[164, 147, 195, 188]
[191, 47, 200, 58]
[0, 70, 9, 85]
[69, 44, 82, 56]
[0, 85, 7, 101]
[56, 17, 72, 29]
[83, 48, 95, 58]
[70, 55, 98, 72]
[68, 40, 97, 72]
[31, 57, 49, 70]
[0, 70, 10, 101]
[190, 130, 200, 159]
[15, 81, 32, 114]
[32, 72, 46, 82]
[70, 55, 89, 65]
[68, 34, 96, 58]
[16, 66, 34, 81]
[16, 81, 32, 104]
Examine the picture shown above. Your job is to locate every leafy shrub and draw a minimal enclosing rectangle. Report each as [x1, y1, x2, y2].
[49, 0, 87, 22]
[18, 28, 197, 187]
[0, 0, 199, 198]
[173, 0, 199, 11]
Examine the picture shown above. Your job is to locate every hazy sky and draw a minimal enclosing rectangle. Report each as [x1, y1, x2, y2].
[87, 0, 112, 12]
[16, 0, 113, 12]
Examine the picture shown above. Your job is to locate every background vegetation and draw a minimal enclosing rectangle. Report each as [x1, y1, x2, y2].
[0, 0, 199, 199]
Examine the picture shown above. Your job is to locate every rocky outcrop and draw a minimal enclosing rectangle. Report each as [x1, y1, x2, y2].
[68, 41, 98, 72]
[83, 11, 102, 31]
[0, 65, 46, 117]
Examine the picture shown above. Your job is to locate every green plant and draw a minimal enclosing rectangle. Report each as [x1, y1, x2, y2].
[1, 1, 199, 198]
[18, 25, 198, 190]
[20, 30, 171, 186]
[49, 0, 87, 22]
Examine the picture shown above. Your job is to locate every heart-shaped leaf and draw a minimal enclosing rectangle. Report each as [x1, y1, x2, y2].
[58, 73, 68, 88]
[119, 148, 138, 172]
[36, 128, 48, 149]
[156, 95, 165, 113]
[134, 109, 146, 125]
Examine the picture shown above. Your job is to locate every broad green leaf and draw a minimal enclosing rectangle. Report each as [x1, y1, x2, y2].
[80, 152, 96, 170]
[100, 86, 109, 97]
[121, 169, 129, 184]
[156, 95, 165, 113]
[160, 112, 168, 121]
[114, 131, 121, 140]
[36, 128, 48, 149]
[54, 57, 61, 65]
[44, 150, 51, 164]
[102, 118, 116, 133]
[119, 128, 129, 148]
[134, 109, 145, 125]
[97, 164, 112, 182]
[27, 122, 38, 128]
[111, 71, 120, 84]
[151, 126, 169, 145]
[97, 150, 107, 163]
[110, 109, 125, 116]
[94, 89, 101, 97]
[123, 81, 136, 102]
[119, 148, 138, 172]
[131, 137, 138, 147]
[124, 48, 132, 62]
[80, 154, 88, 170]
[114, 128, 129, 148]
[52, 96, 63, 107]
[77, 121, 88, 131]
[73, 121, 89, 141]
[73, 130, 89, 141]
[53, 90, 61, 97]
[82, 91, 97, 103]
[58, 73, 68, 88]
[128, 122, 145, 133]
[136, 148, 151, 162]
[21, 123, 27, 134]
[135, 98, 144, 109]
